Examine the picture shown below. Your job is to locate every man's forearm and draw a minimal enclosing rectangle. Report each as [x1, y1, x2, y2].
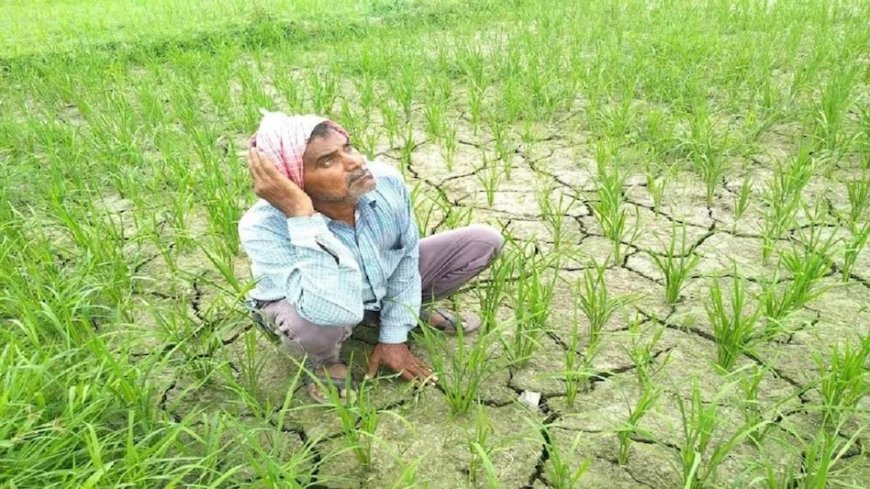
[378, 253, 422, 343]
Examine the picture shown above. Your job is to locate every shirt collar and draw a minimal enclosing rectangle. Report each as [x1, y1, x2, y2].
[360, 193, 378, 209]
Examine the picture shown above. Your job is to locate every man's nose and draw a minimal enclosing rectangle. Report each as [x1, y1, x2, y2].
[342, 152, 364, 171]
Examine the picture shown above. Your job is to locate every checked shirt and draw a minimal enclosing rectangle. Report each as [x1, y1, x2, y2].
[238, 161, 421, 344]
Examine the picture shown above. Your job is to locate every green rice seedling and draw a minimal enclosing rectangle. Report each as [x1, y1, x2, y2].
[560, 329, 588, 407]
[423, 101, 445, 143]
[423, 78, 448, 143]
[240, 420, 321, 486]
[467, 82, 486, 131]
[673, 381, 765, 488]
[443, 122, 458, 171]
[380, 100, 400, 147]
[467, 405, 499, 488]
[391, 63, 418, 122]
[308, 69, 338, 116]
[476, 154, 500, 208]
[561, 295, 586, 407]
[787, 25, 828, 98]
[760, 225, 835, 334]
[649, 223, 701, 305]
[841, 221, 870, 281]
[442, 201, 474, 230]
[845, 174, 870, 227]
[815, 334, 870, 429]
[410, 182, 437, 234]
[539, 425, 590, 488]
[497, 74, 524, 124]
[356, 73, 376, 120]
[457, 42, 486, 89]
[627, 320, 669, 387]
[475, 242, 514, 333]
[591, 96, 634, 140]
[531, 55, 573, 120]
[706, 270, 761, 371]
[743, 449, 799, 489]
[778, 147, 815, 198]
[491, 120, 514, 179]
[324, 374, 382, 469]
[0, 324, 220, 486]
[733, 173, 753, 224]
[200, 158, 245, 254]
[798, 432, 839, 489]
[503, 241, 559, 367]
[645, 169, 670, 212]
[791, 421, 865, 489]
[757, 268, 787, 336]
[735, 364, 766, 444]
[390, 457, 423, 489]
[814, 64, 859, 153]
[358, 127, 380, 161]
[577, 260, 624, 350]
[635, 102, 677, 158]
[398, 128, 416, 176]
[535, 183, 575, 251]
[234, 327, 267, 400]
[760, 148, 815, 262]
[520, 120, 537, 148]
[591, 147, 636, 263]
[270, 365, 306, 433]
[416, 319, 502, 416]
[616, 383, 660, 466]
[339, 99, 360, 138]
[554, 289, 606, 406]
[685, 106, 726, 207]
[152, 302, 226, 381]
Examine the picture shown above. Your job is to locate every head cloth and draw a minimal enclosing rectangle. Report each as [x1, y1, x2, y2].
[249, 110, 347, 187]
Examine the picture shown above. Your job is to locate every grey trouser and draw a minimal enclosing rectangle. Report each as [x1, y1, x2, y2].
[253, 224, 504, 367]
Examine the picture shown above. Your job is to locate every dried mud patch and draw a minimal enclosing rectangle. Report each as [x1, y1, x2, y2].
[315, 389, 543, 488]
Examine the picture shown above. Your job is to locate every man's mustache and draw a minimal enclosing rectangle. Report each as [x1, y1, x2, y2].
[348, 168, 370, 183]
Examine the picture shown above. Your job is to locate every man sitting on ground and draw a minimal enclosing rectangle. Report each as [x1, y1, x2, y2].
[239, 111, 504, 402]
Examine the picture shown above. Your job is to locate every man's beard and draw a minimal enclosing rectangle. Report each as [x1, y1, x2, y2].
[311, 171, 376, 204]
[346, 171, 376, 202]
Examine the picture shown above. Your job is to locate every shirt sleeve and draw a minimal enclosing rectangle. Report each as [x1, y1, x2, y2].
[240, 211, 364, 327]
[377, 183, 422, 344]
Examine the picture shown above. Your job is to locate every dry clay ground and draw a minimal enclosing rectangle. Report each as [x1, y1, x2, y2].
[113, 113, 870, 487]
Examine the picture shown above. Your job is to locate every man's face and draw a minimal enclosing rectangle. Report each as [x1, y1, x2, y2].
[302, 129, 376, 204]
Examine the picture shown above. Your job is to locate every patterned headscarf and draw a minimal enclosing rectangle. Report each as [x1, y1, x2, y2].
[248, 110, 347, 188]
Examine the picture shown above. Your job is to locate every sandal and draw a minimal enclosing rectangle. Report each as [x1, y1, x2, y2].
[419, 308, 481, 335]
[304, 364, 358, 404]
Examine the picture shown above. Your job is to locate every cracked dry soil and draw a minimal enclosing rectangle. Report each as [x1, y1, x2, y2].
[139, 119, 869, 488]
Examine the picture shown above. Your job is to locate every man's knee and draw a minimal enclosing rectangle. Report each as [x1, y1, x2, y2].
[259, 299, 351, 357]
[290, 323, 349, 354]
[467, 224, 505, 260]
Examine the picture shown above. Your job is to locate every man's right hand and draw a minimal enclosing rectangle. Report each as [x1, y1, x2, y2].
[366, 343, 437, 386]
[246, 148, 315, 218]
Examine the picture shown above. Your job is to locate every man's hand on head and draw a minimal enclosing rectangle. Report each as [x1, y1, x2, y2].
[366, 343, 437, 385]
[246, 148, 315, 218]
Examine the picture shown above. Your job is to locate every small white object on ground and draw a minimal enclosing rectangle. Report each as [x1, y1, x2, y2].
[519, 390, 541, 408]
